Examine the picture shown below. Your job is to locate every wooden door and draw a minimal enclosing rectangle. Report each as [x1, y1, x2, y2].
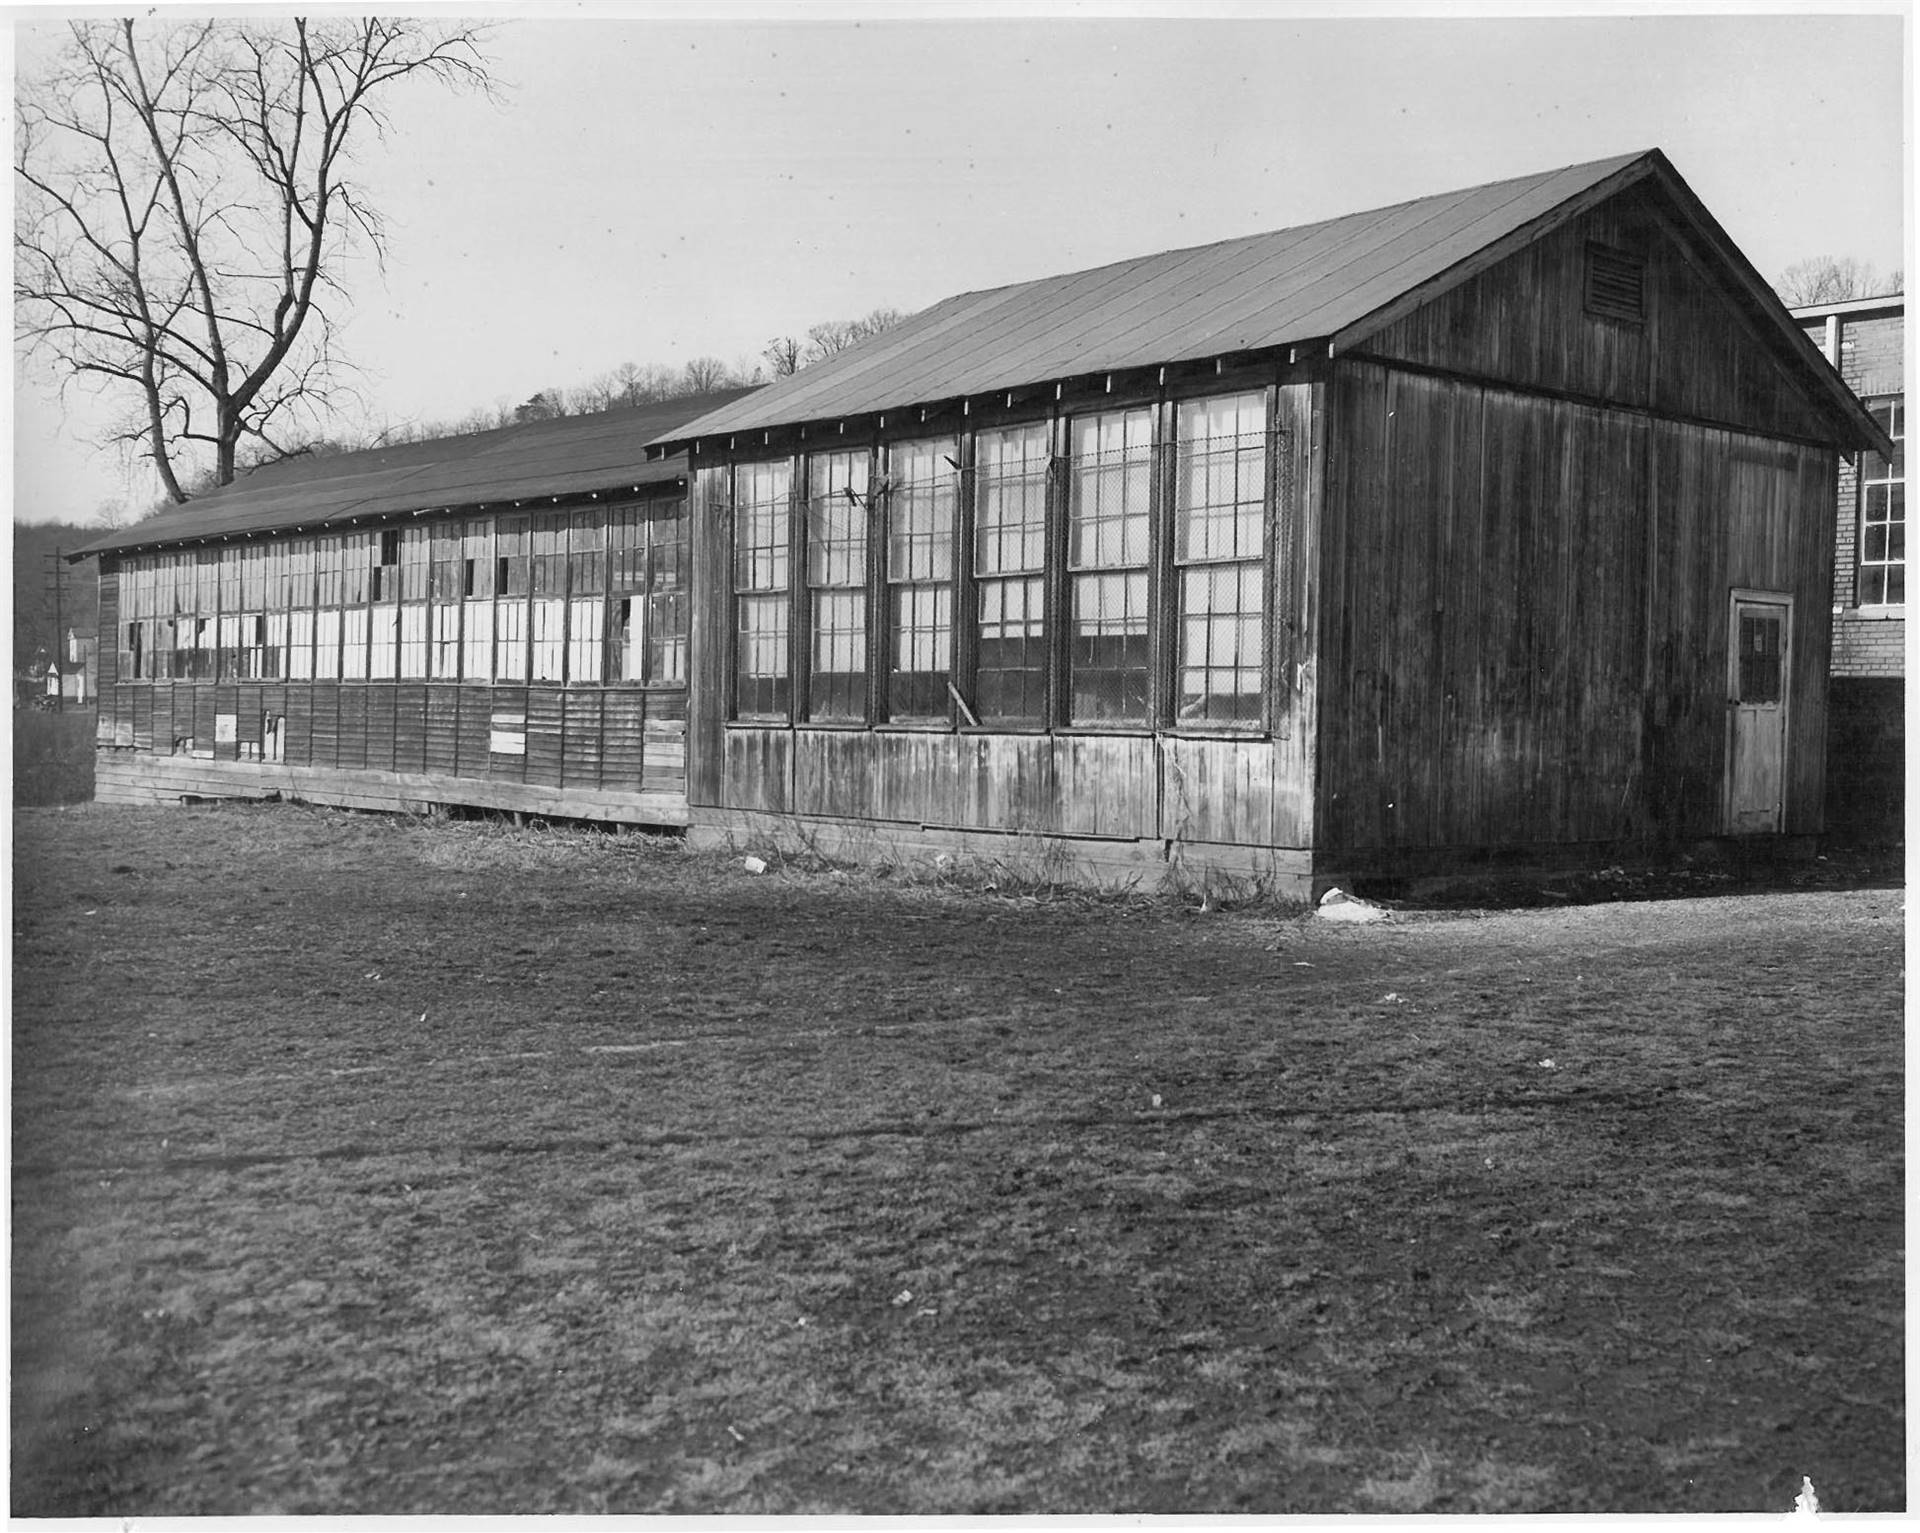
[1725, 591, 1792, 835]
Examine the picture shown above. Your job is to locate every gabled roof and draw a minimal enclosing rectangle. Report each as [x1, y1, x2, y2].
[654, 149, 1882, 454]
[72, 387, 759, 559]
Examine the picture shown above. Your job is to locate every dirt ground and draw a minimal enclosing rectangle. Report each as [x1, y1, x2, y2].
[10, 802, 1905, 1514]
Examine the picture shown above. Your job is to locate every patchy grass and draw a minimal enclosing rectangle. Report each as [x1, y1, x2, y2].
[11, 708, 95, 806]
[11, 803, 1905, 1514]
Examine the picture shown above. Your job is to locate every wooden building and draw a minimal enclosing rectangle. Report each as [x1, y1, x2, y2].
[77, 391, 753, 822]
[78, 150, 1885, 894]
[655, 149, 1883, 890]
[1793, 294, 1904, 842]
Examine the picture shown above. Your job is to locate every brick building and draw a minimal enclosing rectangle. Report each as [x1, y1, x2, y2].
[1795, 295, 1904, 841]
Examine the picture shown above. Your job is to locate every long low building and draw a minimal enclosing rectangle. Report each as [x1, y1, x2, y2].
[75, 390, 754, 824]
[75, 149, 1885, 893]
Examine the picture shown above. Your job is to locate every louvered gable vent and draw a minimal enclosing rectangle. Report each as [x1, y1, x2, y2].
[1585, 242, 1645, 323]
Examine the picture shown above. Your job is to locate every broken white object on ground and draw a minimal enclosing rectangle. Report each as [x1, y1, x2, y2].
[742, 855, 769, 874]
[1317, 887, 1387, 923]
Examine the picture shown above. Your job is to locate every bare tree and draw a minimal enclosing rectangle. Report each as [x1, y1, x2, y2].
[1775, 256, 1904, 307]
[803, 306, 907, 366]
[681, 355, 735, 393]
[15, 17, 493, 502]
[763, 335, 802, 378]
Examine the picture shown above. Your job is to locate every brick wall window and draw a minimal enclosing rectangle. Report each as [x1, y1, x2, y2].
[1859, 396, 1904, 606]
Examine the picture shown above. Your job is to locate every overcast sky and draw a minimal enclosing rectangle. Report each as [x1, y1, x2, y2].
[9, 6, 1909, 527]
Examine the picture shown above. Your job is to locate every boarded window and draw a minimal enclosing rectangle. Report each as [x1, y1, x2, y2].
[1067, 407, 1153, 724]
[1174, 391, 1267, 726]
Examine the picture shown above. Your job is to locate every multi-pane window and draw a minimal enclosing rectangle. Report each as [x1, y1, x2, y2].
[494, 517, 531, 682]
[1859, 397, 1904, 606]
[1174, 391, 1268, 725]
[398, 527, 429, 679]
[461, 520, 495, 683]
[646, 508, 690, 685]
[430, 525, 463, 678]
[567, 518, 606, 683]
[807, 449, 870, 722]
[886, 437, 958, 720]
[732, 460, 793, 718]
[974, 423, 1051, 724]
[1067, 407, 1154, 723]
[530, 515, 568, 682]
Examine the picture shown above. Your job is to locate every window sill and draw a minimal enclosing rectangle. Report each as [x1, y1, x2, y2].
[875, 721, 954, 734]
[1843, 604, 1905, 620]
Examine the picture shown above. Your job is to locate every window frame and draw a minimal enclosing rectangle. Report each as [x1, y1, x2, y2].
[1856, 395, 1905, 610]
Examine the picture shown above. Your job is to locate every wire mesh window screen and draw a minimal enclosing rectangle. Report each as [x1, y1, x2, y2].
[887, 437, 958, 719]
[1174, 392, 1268, 726]
[1068, 408, 1153, 723]
[1860, 397, 1905, 606]
[1737, 611, 1783, 704]
[807, 449, 870, 721]
[974, 423, 1051, 724]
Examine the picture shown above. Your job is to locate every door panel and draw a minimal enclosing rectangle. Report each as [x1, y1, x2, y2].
[1725, 593, 1791, 834]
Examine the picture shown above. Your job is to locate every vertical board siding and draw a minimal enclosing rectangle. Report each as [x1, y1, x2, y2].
[1358, 184, 1839, 446]
[310, 683, 340, 766]
[486, 686, 527, 781]
[235, 685, 264, 751]
[193, 686, 218, 757]
[1322, 356, 1829, 854]
[283, 687, 312, 766]
[394, 683, 429, 775]
[1054, 737, 1157, 838]
[600, 691, 646, 792]
[96, 574, 120, 692]
[562, 690, 604, 788]
[526, 687, 565, 787]
[723, 728, 792, 814]
[131, 687, 154, 751]
[212, 684, 240, 761]
[336, 686, 370, 771]
[365, 686, 397, 774]
[425, 685, 460, 777]
[454, 689, 490, 778]
[687, 469, 731, 807]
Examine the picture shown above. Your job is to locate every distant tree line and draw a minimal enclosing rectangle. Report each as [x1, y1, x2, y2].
[1772, 256, 1903, 307]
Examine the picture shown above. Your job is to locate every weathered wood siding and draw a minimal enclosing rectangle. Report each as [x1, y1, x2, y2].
[1317, 358, 1833, 854]
[687, 382, 1321, 857]
[92, 674, 691, 819]
[1356, 181, 1844, 447]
